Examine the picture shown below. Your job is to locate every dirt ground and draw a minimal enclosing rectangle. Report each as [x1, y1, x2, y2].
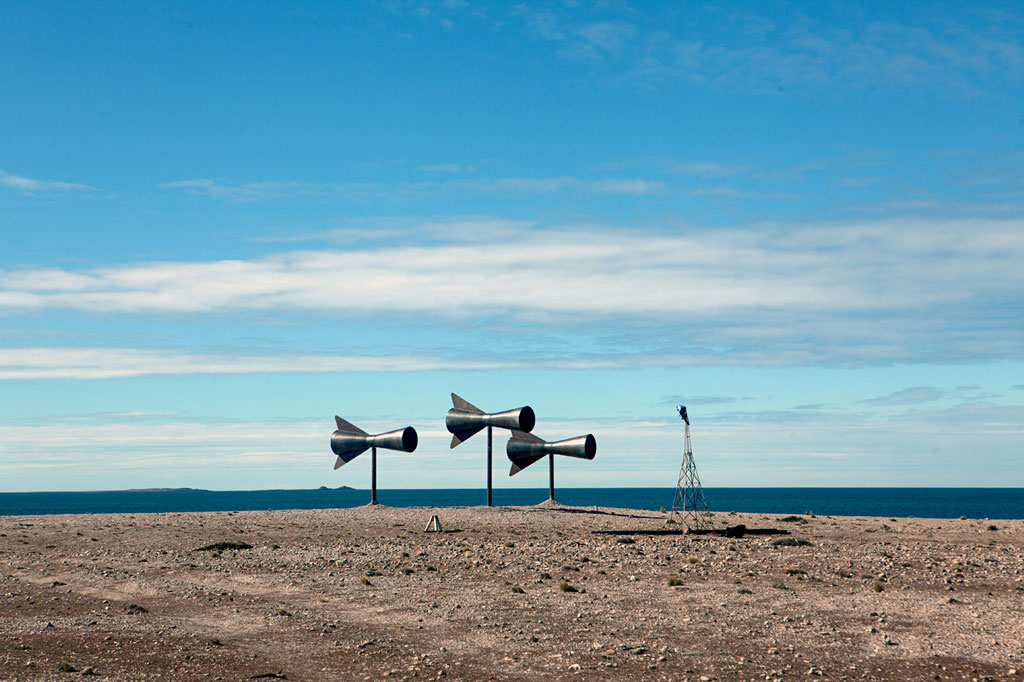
[1, 504, 1022, 681]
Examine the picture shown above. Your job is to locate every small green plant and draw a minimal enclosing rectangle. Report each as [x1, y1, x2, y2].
[540, 572, 552, 580]
[504, 541, 515, 548]
[559, 581, 578, 593]
[511, 585, 525, 594]
[872, 581, 883, 592]
[687, 556, 699, 565]
[402, 567, 414, 575]
[738, 588, 753, 594]
[361, 577, 372, 586]
[667, 577, 683, 586]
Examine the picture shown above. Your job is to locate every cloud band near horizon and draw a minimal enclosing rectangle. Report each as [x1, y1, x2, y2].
[2, 217, 1021, 367]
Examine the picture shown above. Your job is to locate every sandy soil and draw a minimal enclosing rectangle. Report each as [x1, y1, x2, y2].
[1, 503, 1022, 681]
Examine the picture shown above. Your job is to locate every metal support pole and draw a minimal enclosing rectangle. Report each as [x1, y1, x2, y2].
[371, 446, 378, 505]
[548, 453, 555, 501]
[486, 426, 493, 507]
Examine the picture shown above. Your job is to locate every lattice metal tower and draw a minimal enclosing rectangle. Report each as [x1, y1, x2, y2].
[671, 405, 710, 529]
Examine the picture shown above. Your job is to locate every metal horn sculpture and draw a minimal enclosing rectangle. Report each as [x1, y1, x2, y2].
[330, 416, 418, 505]
[506, 430, 596, 503]
[445, 393, 535, 506]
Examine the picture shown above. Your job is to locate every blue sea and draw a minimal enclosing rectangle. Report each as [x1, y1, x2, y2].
[0, 487, 1021, 519]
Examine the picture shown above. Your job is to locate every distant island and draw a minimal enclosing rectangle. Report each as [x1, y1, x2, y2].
[123, 488, 208, 492]
[319, 485, 355, 491]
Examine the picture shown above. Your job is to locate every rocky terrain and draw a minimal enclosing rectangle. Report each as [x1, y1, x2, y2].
[1, 504, 1022, 681]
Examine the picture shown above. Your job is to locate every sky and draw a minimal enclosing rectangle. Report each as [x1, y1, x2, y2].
[1, 1, 1022, 492]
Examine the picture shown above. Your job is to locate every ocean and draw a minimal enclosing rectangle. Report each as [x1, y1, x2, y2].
[0, 487, 1022, 519]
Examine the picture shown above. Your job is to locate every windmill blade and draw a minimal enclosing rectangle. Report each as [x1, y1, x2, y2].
[450, 426, 484, 449]
[451, 393, 483, 413]
[509, 429, 544, 444]
[508, 452, 546, 476]
[333, 449, 366, 469]
[335, 415, 367, 435]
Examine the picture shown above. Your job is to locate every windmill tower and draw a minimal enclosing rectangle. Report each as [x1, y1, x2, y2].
[671, 405, 710, 530]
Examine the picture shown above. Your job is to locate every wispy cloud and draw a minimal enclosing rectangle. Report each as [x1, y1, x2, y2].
[0, 347, 519, 379]
[0, 345, 897, 380]
[158, 178, 330, 200]
[158, 175, 665, 200]
[416, 163, 475, 173]
[669, 161, 750, 178]
[857, 387, 945, 406]
[250, 217, 536, 245]
[514, 6, 1024, 96]
[560, 20, 638, 60]
[1, 171, 98, 194]
[2, 217, 1022, 365]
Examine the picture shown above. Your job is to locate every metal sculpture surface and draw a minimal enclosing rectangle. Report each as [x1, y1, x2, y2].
[330, 416, 418, 505]
[506, 430, 596, 502]
[445, 393, 535, 506]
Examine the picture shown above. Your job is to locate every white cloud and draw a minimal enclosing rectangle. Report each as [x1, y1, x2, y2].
[158, 175, 666, 201]
[0, 347, 518, 379]
[1, 171, 98, 194]
[670, 162, 750, 178]
[515, 6, 1024, 96]
[0, 345, 881, 380]
[2, 217, 1022, 365]
[416, 163, 475, 173]
[857, 387, 945, 406]
[157, 178, 328, 200]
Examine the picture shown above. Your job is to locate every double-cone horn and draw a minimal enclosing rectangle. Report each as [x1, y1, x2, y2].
[330, 416, 418, 470]
[506, 430, 597, 475]
[445, 393, 535, 448]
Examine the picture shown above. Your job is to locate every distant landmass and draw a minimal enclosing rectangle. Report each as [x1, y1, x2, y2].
[319, 485, 355, 491]
[123, 488, 208, 492]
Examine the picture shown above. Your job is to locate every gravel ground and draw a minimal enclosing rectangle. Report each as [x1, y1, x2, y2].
[1, 504, 1022, 681]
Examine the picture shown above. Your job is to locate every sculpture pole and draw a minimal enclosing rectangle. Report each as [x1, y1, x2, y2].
[548, 453, 555, 501]
[487, 426, 493, 507]
[371, 446, 377, 505]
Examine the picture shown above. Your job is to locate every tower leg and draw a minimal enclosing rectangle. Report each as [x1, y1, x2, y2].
[486, 426, 493, 507]
[371, 446, 377, 505]
[548, 453, 555, 502]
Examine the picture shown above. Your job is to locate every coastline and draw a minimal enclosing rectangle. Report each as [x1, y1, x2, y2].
[1, 505, 1021, 680]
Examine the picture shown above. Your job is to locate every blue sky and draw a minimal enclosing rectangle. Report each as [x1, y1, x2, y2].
[1, 1, 1022, 492]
